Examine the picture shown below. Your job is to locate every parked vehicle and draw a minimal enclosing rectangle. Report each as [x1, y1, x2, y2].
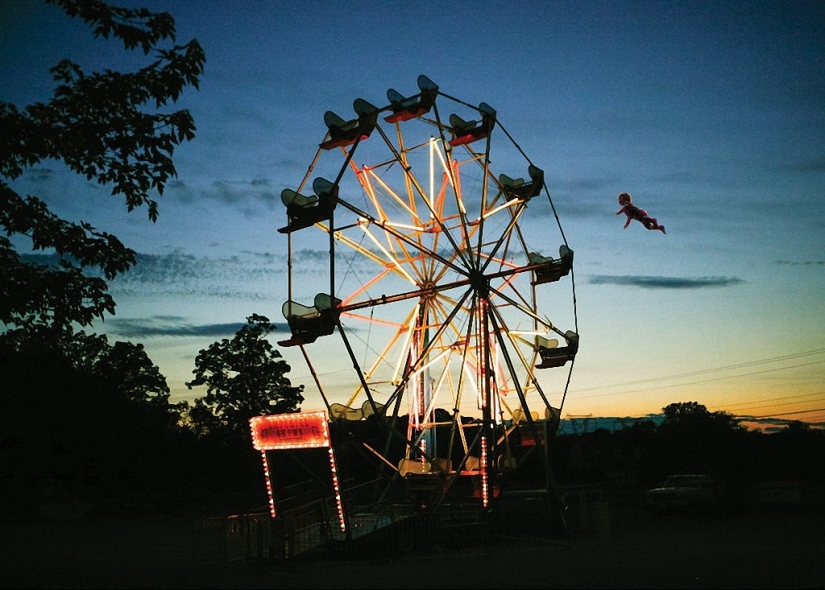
[644, 474, 718, 515]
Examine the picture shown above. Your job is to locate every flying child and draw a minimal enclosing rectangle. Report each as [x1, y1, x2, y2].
[615, 192, 665, 234]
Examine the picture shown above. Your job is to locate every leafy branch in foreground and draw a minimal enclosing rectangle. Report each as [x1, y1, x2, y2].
[1, 0, 205, 334]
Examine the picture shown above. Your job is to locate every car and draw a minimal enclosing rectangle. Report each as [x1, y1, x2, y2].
[644, 474, 718, 516]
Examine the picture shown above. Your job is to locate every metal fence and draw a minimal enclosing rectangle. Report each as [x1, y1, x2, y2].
[193, 494, 608, 564]
[194, 501, 471, 563]
[194, 511, 276, 563]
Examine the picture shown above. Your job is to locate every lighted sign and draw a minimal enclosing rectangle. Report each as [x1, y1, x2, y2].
[250, 411, 330, 450]
[250, 411, 346, 531]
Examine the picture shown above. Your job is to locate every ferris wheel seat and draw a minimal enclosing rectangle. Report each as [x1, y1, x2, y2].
[536, 351, 574, 369]
[399, 457, 434, 476]
[416, 74, 439, 92]
[448, 102, 496, 146]
[499, 173, 524, 189]
[528, 244, 574, 285]
[320, 134, 369, 150]
[320, 100, 378, 150]
[534, 335, 558, 350]
[384, 102, 432, 123]
[313, 292, 341, 310]
[321, 111, 375, 150]
[276, 335, 308, 347]
[384, 81, 438, 123]
[278, 180, 339, 233]
[500, 165, 544, 200]
[462, 456, 482, 472]
[361, 399, 386, 418]
[512, 408, 540, 423]
[282, 300, 319, 318]
[535, 331, 578, 369]
[278, 296, 340, 347]
[330, 403, 364, 421]
[433, 457, 452, 474]
[280, 188, 317, 208]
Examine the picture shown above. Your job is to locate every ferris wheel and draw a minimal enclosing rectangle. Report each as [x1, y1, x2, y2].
[276, 75, 578, 507]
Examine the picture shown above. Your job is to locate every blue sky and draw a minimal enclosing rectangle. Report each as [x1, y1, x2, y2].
[2, 0, 824, 431]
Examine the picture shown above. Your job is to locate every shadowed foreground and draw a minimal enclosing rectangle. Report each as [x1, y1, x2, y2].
[2, 505, 823, 589]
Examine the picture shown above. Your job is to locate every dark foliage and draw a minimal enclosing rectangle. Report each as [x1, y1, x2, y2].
[1, 0, 204, 335]
[185, 315, 305, 440]
[0, 0, 204, 521]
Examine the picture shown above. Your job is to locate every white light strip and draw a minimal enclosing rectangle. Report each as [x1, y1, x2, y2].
[360, 224, 417, 285]
[408, 347, 452, 380]
[367, 169, 419, 221]
[382, 220, 426, 232]
[432, 139, 453, 187]
[462, 360, 482, 410]
[428, 355, 452, 419]
[481, 198, 519, 220]
[392, 303, 419, 385]
[429, 137, 435, 220]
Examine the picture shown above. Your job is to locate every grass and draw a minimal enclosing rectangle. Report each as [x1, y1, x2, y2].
[2, 504, 823, 589]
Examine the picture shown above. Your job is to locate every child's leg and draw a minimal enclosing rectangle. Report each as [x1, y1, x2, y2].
[648, 217, 666, 233]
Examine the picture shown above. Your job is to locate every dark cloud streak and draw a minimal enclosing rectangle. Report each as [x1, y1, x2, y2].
[589, 275, 745, 289]
[106, 317, 288, 339]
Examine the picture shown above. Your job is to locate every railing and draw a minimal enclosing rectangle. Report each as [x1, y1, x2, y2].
[193, 495, 601, 564]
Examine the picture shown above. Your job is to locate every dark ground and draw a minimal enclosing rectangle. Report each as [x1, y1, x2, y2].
[2, 503, 823, 589]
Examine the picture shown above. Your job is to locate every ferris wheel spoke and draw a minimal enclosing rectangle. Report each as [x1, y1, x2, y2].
[332, 206, 468, 278]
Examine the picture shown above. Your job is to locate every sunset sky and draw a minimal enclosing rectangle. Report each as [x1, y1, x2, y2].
[2, 0, 823, 432]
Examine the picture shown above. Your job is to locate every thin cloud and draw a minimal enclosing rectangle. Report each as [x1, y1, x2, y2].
[25, 167, 57, 182]
[109, 318, 242, 338]
[108, 251, 286, 300]
[736, 415, 825, 432]
[166, 177, 280, 213]
[589, 275, 745, 289]
[775, 259, 825, 266]
[783, 158, 825, 173]
[106, 316, 287, 339]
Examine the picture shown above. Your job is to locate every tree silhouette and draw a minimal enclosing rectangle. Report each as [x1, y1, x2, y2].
[185, 315, 305, 438]
[0, 329, 187, 518]
[0, 1, 204, 519]
[1, 0, 204, 338]
[661, 401, 736, 427]
[653, 401, 746, 479]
